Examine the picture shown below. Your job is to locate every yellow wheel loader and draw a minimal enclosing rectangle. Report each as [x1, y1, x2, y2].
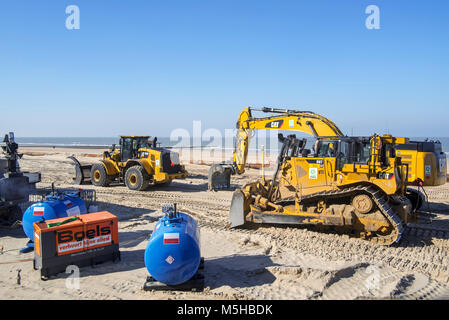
[70, 136, 188, 191]
[210, 107, 447, 245]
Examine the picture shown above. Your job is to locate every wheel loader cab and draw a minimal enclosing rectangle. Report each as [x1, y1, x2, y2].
[120, 137, 133, 162]
[120, 136, 151, 162]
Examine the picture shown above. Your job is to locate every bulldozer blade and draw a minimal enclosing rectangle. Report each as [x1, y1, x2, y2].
[229, 189, 246, 228]
[68, 156, 92, 185]
[208, 163, 233, 191]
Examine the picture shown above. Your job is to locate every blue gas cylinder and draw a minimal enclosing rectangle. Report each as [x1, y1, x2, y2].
[144, 206, 201, 285]
[22, 192, 87, 241]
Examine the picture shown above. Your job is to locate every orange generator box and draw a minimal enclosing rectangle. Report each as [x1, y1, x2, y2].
[33, 211, 120, 279]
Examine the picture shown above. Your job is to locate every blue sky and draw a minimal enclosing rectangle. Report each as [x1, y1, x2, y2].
[0, 0, 448, 137]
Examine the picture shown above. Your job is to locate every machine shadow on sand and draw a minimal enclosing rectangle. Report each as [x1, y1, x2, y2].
[81, 180, 210, 193]
[95, 202, 159, 222]
[76, 229, 153, 278]
[38, 248, 147, 281]
[241, 217, 449, 249]
[426, 201, 449, 214]
[203, 254, 279, 290]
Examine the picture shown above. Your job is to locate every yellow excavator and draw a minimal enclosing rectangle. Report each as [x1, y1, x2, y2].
[209, 107, 447, 245]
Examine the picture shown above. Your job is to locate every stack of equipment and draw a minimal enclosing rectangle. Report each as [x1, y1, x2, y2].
[0, 132, 41, 226]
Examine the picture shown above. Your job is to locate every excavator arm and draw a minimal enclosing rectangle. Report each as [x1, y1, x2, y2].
[208, 107, 344, 190]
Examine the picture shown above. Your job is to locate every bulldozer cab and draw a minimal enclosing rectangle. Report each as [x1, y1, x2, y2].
[316, 140, 338, 158]
[314, 137, 391, 171]
[313, 138, 350, 172]
[275, 135, 399, 198]
[119, 136, 151, 162]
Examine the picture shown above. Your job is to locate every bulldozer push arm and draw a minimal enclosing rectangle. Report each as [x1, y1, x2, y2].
[208, 107, 344, 190]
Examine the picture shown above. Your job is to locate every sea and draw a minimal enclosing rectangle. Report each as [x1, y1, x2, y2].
[13, 135, 449, 155]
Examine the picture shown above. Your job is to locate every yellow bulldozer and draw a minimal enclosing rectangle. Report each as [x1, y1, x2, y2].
[209, 107, 447, 245]
[70, 136, 188, 191]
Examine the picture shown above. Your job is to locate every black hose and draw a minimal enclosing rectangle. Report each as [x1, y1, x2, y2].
[419, 185, 431, 213]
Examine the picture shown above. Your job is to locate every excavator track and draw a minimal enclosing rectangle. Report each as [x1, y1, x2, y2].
[276, 184, 405, 245]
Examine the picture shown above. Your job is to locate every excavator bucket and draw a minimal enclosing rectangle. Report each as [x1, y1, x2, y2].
[229, 189, 246, 228]
[68, 156, 92, 185]
[208, 163, 233, 191]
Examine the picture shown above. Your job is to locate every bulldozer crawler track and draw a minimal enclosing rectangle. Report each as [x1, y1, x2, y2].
[274, 184, 404, 245]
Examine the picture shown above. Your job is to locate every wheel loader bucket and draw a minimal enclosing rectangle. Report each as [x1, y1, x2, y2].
[208, 163, 233, 191]
[229, 189, 246, 228]
[68, 156, 92, 185]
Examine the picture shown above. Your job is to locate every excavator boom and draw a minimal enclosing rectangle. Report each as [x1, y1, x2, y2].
[208, 107, 344, 190]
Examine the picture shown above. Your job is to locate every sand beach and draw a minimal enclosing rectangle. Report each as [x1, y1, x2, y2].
[0, 147, 449, 300]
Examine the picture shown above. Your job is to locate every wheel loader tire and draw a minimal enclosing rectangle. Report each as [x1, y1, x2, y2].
[125, 166, 150, 191]
[91, 163, 111, 187]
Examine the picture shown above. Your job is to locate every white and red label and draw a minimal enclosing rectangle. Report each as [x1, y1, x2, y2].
[33, 207, 45, 216]
[66, 206, 80, 216]
[64, 200, 74, 207]
[57, 234, 111, 254]
[163, 233, 179, 245]
[165, 255, 175, 264]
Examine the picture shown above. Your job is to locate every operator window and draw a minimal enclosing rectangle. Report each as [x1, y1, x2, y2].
[121, 138, 133, 161]
[317, 141, 338, 158]
[354, 142, 370, 164]
[338, 141, 350, 165]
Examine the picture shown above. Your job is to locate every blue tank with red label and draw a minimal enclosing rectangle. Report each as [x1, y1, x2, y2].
[22, 192, 87, 242]
[144, 204, 201, 285]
